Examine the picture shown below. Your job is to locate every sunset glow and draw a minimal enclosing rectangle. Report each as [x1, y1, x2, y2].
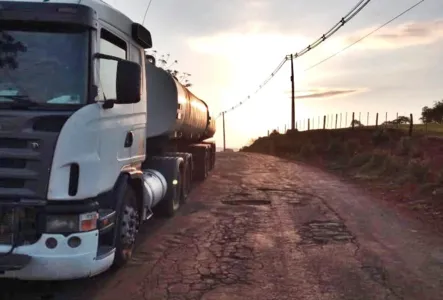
[106, 0, 443, 149]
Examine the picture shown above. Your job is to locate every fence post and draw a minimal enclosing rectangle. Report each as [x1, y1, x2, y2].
[396, 112, 399, 128]
[359, 112, 361, 122]
[340, 113, 342, 128]
[267, 129, 269, 136]
[323, 115, 326, 129]
[308, 119, 310, 131]
[352, 112, 355, 129]
[345, 112, 348, 128]
[335, 114, 338, 129]
[376, 113, 379, 128]
[385, 112, 388, 124]
[409, 113, 413, 136]
[367, 112, 369, 126]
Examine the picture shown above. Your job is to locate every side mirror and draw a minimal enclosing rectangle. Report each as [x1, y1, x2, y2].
[116, 60, 141, 104]
[94, 53, 141, 107]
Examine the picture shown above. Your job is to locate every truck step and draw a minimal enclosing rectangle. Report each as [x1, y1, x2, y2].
[145, 207, 154, 221]
[96, 246, 115, 261]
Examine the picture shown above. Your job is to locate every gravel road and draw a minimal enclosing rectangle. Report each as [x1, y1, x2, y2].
[1, 152, 442, 300]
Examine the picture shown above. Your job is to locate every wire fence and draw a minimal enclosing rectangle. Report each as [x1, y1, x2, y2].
[268, 112, 443, 137]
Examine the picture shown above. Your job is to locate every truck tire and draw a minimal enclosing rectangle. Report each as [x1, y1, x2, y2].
[192, 147, 207, 181]
[153, 157, 183, 218]
[114, 185, 140, 267]
[165, 152, 192, 203]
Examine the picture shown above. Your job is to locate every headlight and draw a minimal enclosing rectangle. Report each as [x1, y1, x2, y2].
[46, 212, 98, 233]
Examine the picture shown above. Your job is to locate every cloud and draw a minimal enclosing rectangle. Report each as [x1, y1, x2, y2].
[345, 19, 443, 49]
[284, 88, 367, 99]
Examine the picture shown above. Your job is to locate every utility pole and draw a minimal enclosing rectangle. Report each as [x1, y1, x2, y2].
[290, 54, 295, 130]
[222, 112, 226, 151]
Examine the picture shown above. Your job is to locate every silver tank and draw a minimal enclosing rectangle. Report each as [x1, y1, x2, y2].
[145, 62, 215, 141]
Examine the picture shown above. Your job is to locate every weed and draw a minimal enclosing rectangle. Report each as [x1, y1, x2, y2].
[372, 129, 391, 146]
[397, 136, 412, 156]
[349, 152, 372, 168]
[359, 153, 387, 173]
[379, 155, 404, 176]
[299, 142, 316, 158]
[408, 160, 429, 183]
[344, 139, 361, 156]
[327, 138, 345, 156]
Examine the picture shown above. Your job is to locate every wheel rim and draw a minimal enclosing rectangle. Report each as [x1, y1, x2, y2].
[120, 203, 139, 259]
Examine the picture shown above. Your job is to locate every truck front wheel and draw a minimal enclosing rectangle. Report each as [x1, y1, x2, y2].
[114, 186, 140, 267]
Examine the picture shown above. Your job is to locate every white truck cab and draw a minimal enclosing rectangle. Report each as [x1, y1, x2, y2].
[0, 0, 152, 280]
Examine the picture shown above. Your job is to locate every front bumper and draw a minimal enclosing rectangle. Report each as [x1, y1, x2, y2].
[0, 230, 114, 280]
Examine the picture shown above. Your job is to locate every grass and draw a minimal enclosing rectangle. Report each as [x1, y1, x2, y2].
[397, 123, 443, 136]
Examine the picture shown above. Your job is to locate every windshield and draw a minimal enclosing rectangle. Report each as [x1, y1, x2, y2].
[0, 27, 89, 107]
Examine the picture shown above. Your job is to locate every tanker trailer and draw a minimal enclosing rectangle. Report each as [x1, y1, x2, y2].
[144, 57, 216, 184]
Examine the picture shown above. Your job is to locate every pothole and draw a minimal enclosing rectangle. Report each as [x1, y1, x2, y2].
[221, 199, 271, 206]
[298, 220, 354, 245]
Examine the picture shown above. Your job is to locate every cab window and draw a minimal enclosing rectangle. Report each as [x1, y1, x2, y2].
[97, 28, 127, 101]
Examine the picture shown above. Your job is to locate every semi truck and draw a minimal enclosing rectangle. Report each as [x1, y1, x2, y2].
[0, 0, 216, 280]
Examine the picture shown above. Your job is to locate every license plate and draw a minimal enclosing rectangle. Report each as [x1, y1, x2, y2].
[0, 209, 14, 244]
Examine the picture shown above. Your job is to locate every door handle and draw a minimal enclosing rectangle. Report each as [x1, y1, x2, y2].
[124, 131, 133, 148]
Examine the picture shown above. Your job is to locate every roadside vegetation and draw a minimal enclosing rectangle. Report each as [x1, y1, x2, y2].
[241, 126, 443, 229]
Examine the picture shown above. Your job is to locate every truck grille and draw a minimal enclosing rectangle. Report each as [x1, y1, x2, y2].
[0, 113, 69, 200]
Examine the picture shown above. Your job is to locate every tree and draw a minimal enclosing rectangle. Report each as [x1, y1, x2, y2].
[145, 50, 192, 88]
[351, 119, 364, 127]
[420, 100, 443, 124]
[393, 115, 410, 124]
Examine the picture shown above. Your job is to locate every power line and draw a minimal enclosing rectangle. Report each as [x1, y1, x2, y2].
[142, 0, 154, 25]
[216, 57, 288, 119]
[289, 0, 372, 59]
[216, 0, 373, 119]
[303, 0, 425, 72]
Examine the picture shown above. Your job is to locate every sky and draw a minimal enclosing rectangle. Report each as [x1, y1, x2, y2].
[107, 0, 443, 149]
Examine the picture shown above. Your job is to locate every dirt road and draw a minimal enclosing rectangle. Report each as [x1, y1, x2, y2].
[1, 152, 443, 300]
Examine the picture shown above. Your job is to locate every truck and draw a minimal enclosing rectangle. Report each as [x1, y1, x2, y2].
[0, 0, 216, 280]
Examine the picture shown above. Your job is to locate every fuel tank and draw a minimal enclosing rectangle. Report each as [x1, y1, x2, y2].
[145, 61, 215, 142]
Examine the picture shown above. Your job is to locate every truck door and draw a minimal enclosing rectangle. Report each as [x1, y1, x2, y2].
[96, 27, 135, 180]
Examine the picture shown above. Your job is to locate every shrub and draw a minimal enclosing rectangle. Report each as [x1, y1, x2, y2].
[408, 160, 429, 183]
[379, 155, 404, 176]
[349, 152, 372, 168]
[371, 129, 391, 146]
[359, 153, 387, 173]
[327, 138, 345, 156]
[299, 142, 316, 158]
[396, 136, 412, 156]
[344, 139, 361, 156]
[269, 129, 280, 137]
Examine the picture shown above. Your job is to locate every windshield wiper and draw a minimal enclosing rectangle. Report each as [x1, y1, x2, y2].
[0, 95, 39, 107]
